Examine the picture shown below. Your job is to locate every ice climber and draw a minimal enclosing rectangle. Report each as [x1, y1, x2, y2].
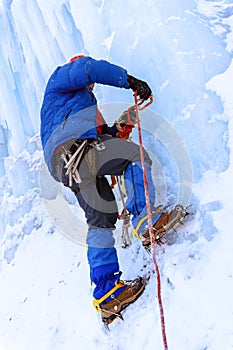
[40, 55, 185, 326]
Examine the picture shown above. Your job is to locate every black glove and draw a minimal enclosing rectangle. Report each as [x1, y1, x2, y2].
[127, 75, 152, 100]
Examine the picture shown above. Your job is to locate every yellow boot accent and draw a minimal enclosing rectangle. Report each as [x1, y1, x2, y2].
[93, 280, 125, 312]
[132, 206, 163, 240]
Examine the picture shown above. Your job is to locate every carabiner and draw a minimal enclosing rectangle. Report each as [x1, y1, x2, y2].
[134, 94, 153, 110]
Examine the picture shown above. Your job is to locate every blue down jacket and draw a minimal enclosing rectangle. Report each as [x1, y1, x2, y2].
[40, 56, 130, 175]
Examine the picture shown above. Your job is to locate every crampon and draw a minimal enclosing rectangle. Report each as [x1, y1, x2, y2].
[95, 277, 146, 331]
[141, 204, 192, 252]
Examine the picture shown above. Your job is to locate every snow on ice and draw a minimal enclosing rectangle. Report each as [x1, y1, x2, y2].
[0, 0, 233, 349]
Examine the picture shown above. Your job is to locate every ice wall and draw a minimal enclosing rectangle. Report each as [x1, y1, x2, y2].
[70, 0, 232, 181]
[0, 0, 85, 166]
[0, 0, 231, 184]
[0, 0, 232, 241]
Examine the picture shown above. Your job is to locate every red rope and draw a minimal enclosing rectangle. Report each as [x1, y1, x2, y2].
[134, 94, 169, 350]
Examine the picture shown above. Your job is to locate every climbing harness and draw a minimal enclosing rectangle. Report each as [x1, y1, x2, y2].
[61, 140, 88, 186]
[58, 139, 99, 187]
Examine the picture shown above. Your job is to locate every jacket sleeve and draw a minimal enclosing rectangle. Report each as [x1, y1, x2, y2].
[51, 57, 130, 92]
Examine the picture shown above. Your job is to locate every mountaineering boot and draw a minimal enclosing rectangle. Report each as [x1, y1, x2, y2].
[141, 204, 188, 251]
[93, 277, 145, 328]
